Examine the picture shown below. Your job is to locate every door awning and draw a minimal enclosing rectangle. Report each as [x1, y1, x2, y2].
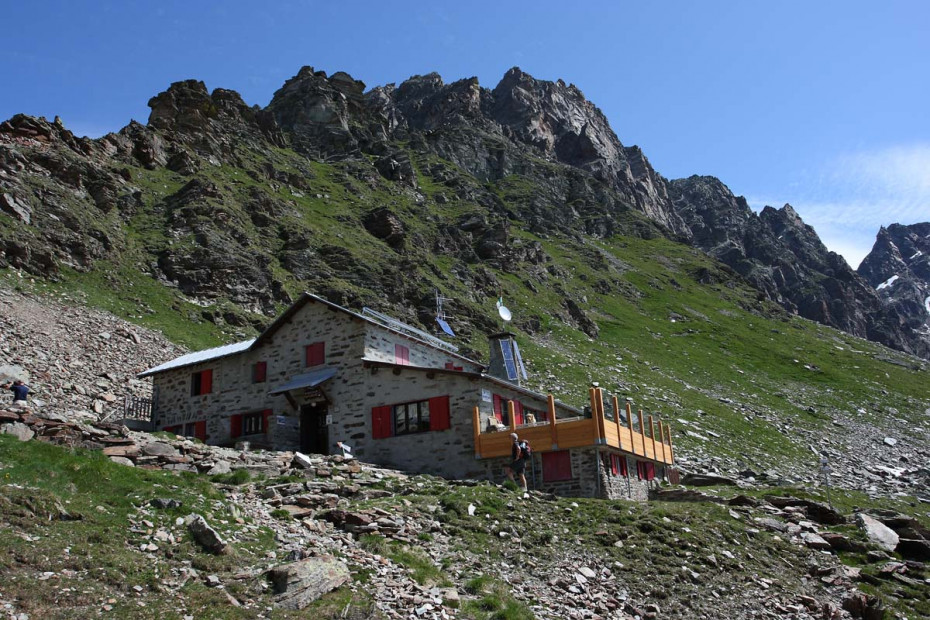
[268, 367, 337, 395]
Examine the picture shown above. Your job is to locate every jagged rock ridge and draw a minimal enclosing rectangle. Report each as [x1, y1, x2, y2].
[1, 65, 928, 359]
[669, 175, 929, 358]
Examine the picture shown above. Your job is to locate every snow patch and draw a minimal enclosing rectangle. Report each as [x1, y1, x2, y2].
[140, 338, 255, 375]
[910, 250, 923, 260]
[925, 295, 930, 314]
[876, 275, 899, 290]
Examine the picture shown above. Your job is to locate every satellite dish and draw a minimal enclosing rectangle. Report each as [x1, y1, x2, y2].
[498, 305, 512, 322]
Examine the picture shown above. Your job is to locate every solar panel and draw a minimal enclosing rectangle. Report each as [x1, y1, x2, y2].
[436, 317, 456, 337]
[500, 340, 518, 380]
[512, 340, 528, 380]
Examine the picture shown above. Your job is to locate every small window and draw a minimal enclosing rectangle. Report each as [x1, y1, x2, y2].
[542, 450, 572, 482]
[252, 361, 267, 383]
[191, 369, 213, 396]
[610, 454, 627, 477]
[394, 400, 430, 435]
[242, 411, 264, 435]
[231, 409, 272, 438]
[395, 344, 410, 365]
[305, 342, 325, 367]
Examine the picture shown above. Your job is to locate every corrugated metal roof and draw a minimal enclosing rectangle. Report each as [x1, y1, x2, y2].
[268, 367, 337, 395]
[138, 339, 255, 377]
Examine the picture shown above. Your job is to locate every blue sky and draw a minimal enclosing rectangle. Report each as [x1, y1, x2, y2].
[3, 1, 928, 267]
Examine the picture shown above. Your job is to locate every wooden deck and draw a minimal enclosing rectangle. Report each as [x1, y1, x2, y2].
[472, 389, 674, 465]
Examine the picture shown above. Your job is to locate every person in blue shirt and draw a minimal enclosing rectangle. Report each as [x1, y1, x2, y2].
[3, 380, 29, 406]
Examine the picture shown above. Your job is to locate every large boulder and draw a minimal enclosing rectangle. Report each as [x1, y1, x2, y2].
[855, 513, 899, 553]
[269, 555, 350, 610]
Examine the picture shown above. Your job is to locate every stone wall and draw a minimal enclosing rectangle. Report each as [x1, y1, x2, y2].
[331, 369, 486, 480]
[153, 299, 366, 447]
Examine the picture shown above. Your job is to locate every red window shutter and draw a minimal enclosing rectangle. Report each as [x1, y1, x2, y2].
[493, 394, 502, 422]
[194, 421, 207, 441]
[200, 369, 213, 394]
[230, 414, 242, 439]
[453, 366, 463, 371]
[164, 424, 181, 434]
[262, 409, 273, 434]
[542, 451, 572, 482]
[371, 406, 392, 439]
[395, 344, 409, 365]
[444, 362, 454, 370]
[306, 342, 325, 367]
[429, 396, 451, 431]
[619, 456, 628, 477]
[610, 454, 619, 476]
[645, 462, 655, 481]
[514, 401, 524, 426]
[253, 361, 267, 383]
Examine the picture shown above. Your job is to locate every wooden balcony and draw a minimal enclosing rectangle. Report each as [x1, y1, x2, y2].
[472, 388, 674, 465]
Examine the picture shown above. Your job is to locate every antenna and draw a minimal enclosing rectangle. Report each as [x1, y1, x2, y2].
[362, 307, 459, 353]
[435, 289, 456, 337]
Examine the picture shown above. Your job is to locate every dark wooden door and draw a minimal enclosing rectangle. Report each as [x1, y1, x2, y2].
[300, 403, 329, 455]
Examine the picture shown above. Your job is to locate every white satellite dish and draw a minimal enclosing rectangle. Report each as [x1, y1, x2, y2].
[498, 305, 512, 322]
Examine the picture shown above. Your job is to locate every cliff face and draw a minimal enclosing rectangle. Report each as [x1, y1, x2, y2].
[0, 65, 927, 359]
[858, 223, 930, 354]
[669, 175, 927, 358]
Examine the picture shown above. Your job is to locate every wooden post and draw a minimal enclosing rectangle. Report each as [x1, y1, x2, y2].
[638, 410, 647, 456]
[508, 401, 517, 433]
[588, 388, 598, 443]
[472, 406, 482, 458]
[665, 423, 675, 464]
[612, 395, 623, 451]
[658, 420, 668, 463]
[626, 401, 636, 455]
[547, 394, 558, 449]
[648, 415, 657, 461]
[597, 388, 608, 444]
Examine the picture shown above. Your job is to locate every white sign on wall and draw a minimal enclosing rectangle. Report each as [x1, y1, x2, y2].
[481, 389, 492, 403]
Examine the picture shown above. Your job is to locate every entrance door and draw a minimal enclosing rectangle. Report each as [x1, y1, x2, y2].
[300, 402, 329, 455]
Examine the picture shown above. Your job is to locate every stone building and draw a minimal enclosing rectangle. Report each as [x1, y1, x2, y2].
[139, 293, 675, 499]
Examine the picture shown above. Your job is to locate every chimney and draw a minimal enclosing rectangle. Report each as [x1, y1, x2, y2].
[486, 331, 528, 386]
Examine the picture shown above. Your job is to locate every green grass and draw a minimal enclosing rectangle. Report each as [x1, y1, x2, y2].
[0, 435, 278, 619]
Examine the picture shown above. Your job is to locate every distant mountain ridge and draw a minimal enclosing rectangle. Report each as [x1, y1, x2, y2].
[0, 65, 927, 358]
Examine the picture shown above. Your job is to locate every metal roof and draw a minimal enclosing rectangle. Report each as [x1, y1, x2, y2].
[268, 367, 337, 395]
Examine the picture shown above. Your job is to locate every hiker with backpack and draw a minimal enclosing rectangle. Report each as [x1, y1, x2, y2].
[505, 432, 531, 493]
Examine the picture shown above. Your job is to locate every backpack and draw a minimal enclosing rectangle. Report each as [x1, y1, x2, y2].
[519, 440, 532, 459]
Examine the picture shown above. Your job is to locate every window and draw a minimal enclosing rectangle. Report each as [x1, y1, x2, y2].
[542, 450, 572, 482]
[252, 361, 267, 383]
[163, 421, 206, 441]
[230, 409, 272, 438]
[444, 362, 464, 371]
[636, 461, 656, 481]
[610, 454, 627, 477]
[492, 395, 523, 425]
[372, 396, 450, 439]
[395, 400, 430, 435]
[395, 344, 410, 365]
[191, 369, 213, 396]
[305, 342, 325, 367]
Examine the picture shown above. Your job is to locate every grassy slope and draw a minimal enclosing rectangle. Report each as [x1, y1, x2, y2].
[2, 436, 928, 619]
[3, 138, 928, 472]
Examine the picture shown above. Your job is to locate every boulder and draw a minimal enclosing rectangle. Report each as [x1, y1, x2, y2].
[142, 441, 181, 458]
[269, 555, 350, 610]
[293, 452, 314, 469]
[681, 473, 738, 487]
[187, 514, 229, 555]
[800, 532, 832, 550]
[0, 422, 34, 441]
[855, 513, 899, 553]
[895, 538, 930, 561]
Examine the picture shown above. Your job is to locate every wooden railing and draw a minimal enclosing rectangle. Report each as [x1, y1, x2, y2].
[472, 388, 674, 465]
